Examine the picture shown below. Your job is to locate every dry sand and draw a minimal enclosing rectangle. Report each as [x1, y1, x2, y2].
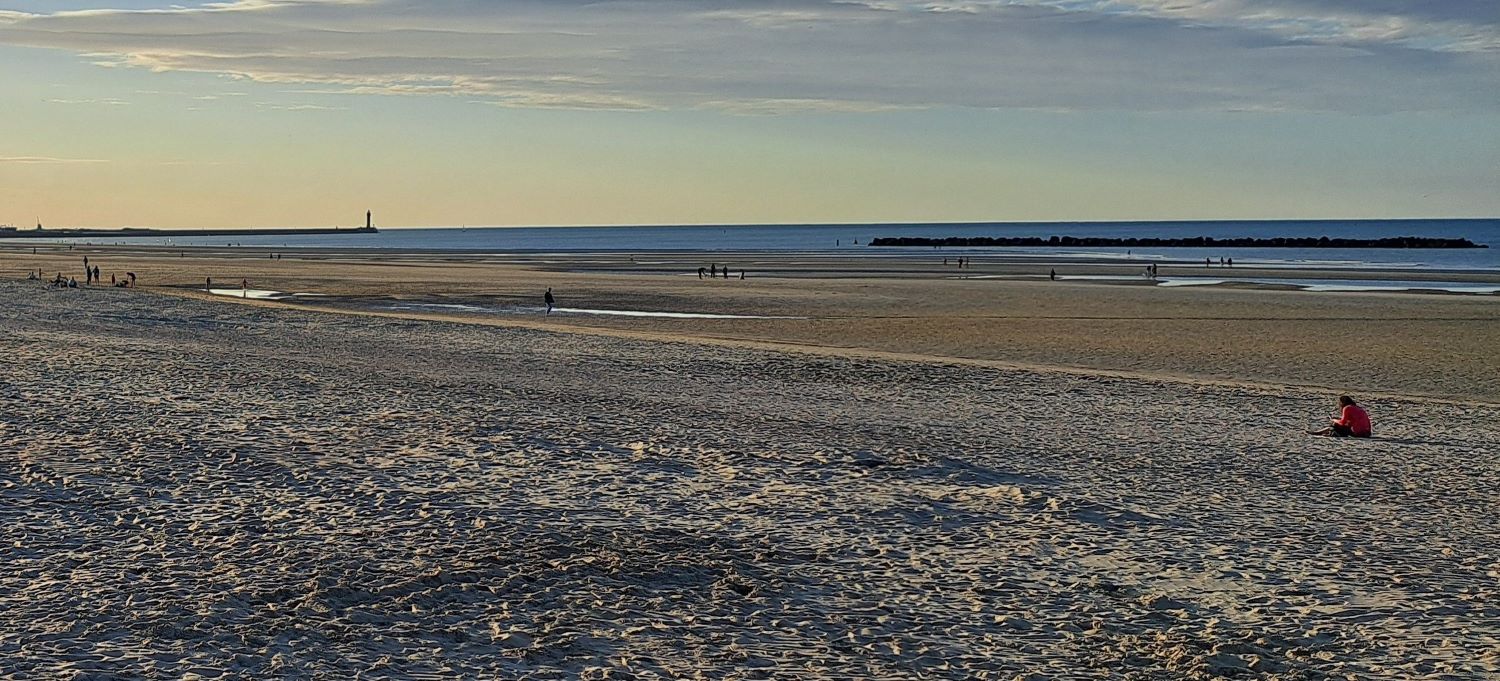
[2, 278, 1497, 679]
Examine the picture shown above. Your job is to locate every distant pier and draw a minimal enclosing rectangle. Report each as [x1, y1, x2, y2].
[0, 226, 377, 239]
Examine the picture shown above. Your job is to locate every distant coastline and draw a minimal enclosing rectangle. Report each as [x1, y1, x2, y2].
[870, 235, 1487, 249]
[0, 226, 378, 239]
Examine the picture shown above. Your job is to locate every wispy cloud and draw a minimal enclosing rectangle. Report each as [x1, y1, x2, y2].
[0, 0, 1494, 113]
[254, 102, 347, 111]
[46, 97, 128, 105]
[0, 156, 111, 164]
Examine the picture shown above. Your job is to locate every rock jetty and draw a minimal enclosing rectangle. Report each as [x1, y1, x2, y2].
[868, 236, 1486, 248]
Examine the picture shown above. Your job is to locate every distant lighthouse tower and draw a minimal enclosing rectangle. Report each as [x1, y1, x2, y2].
[366, 210, 372, 230]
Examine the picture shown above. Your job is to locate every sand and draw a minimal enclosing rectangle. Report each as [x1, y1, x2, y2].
[1, 279, 1497, 679]
[4, 246, 1500, 402]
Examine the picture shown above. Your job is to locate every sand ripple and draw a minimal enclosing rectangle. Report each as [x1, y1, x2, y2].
[1, 282, 1496, 679]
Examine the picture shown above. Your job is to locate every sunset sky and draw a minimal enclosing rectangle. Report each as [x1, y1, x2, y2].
[2, 0, 1497, 228]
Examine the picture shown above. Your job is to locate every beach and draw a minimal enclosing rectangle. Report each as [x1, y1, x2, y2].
[2, 250, 1498, 678]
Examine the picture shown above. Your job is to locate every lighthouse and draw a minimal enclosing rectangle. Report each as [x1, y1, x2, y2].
[366, 210, 372, 230]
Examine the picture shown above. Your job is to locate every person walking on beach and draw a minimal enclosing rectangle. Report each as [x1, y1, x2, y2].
[1049, 268, 1056, 281]
[698, 266, 705, 279]
[206, 277, 212, 291]
[241, 278, 248, 298]
[92, 265, 100, 284]
[544, 288, 555, 314]
[1308, 395, 1372, 438]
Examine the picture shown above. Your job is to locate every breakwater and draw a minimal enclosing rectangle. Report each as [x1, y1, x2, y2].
[868, 236, 1486, 249]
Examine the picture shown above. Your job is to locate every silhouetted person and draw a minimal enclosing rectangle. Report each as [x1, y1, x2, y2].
[1227, 258, 1233, 267]
[241, 278, 248, 298]
[110, 274, 116, 286]
[1049, 268, 1056, 281]
[127, 272, 136, 287]
[698, 267, 705, 279]
[92, 266, 99, 284]
[710, 264, 717, 277]
[723, 266, 729, 280]
[206, 277, 212, 291]
[1205, 258, 1211, 268]
[739, 270, 745, 280]
[544, 287, 555, 314]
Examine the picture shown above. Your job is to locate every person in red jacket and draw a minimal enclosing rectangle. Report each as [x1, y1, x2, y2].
[1308, 395, 1372, 437]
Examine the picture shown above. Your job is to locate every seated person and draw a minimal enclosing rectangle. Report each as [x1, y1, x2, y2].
[1308, 395, 1372, 438]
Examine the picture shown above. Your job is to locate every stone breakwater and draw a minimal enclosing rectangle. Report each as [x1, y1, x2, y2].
[869, 235, 1487, 248]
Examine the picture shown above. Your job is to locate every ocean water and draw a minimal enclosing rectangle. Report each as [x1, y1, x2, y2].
[10, 219, 1499, 271]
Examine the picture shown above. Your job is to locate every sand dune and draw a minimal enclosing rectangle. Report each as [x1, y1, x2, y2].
[1, 282, 1496, 678]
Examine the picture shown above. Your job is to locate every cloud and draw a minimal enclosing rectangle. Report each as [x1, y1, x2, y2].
[254, 102, 347, 110]
[46, 97, 129, 105]
[0, 0, 1495, 114]
[0, 156, 111, 164]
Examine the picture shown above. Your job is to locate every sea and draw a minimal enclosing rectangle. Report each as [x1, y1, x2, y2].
[10, 219, 1500, 271]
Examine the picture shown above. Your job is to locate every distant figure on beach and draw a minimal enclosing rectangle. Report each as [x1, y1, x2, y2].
[92, 266, 99, 284]
[206, 277, 212, 291]
[710, 264, 718, 277]
[1227, 258, 1233, 267]
[944, 258, 949, 266]
[241, 278, 248, 298]
[127, 272, 136, 287]
[739, 270, 745, 280]
[1205, 257, 1211, 268]
[544, 288, 555, 314]
[67, 277, 77, 288]
[723, 266, 729, 280]
[1308, 395, 1372, 438]
[698, 266, 705, 279]
[83, 256, 89, 268]
[1049, 268, 1056, 281]
[110, 274, 116, 286]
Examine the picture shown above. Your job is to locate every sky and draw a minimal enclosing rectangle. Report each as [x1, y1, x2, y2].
[0, 0, 1497, 228]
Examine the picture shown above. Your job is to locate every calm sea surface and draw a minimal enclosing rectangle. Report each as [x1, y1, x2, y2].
[11, 219, 1500, 271]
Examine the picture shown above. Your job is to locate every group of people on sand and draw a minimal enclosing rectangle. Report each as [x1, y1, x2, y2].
[1206, 257, 1234, 267]
[943, 257, 972, 268]
[697, 264, 743, 280]
[30, 257, 135, 289]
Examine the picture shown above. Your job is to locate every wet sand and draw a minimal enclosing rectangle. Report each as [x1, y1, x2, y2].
[5, 246, 1498, 402]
